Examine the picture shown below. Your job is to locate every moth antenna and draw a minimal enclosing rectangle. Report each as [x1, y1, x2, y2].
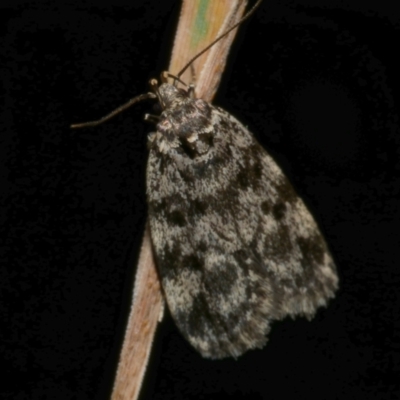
[71, 0, 262, 130]
[189, 63, 197, 86]
[177, 0, 262, 79]
[70, 92, 156, 129]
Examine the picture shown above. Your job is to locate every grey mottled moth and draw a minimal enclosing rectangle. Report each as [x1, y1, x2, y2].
[72, 0, 338, 359]
[145, 77, 338, 359]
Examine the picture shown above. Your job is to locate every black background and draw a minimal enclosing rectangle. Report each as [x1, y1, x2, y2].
[1, 0, 399, 399]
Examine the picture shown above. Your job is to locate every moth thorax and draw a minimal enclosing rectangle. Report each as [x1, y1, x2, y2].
[158, 83, 188, 110]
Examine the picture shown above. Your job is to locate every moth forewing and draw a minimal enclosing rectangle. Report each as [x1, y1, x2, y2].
[146, 82, 338, 359]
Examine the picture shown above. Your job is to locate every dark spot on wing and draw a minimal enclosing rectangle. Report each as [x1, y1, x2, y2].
[263, 224, 293, 261]
[218, 115, 231, 132]
[251, 159, 263, 181]
[186, 294, 213, 337]
[236, 168, 251, 189]
[167, 210, 186, 227]
[261, 201, 271, 215]
[148, 197, 166, 214]
[275, 178, 298, 204]
[159, 241, 183, 279]
[204, 263, 239, 296]
[179, 168, 196, 185]
[297, 235, 325, 267]
[272, 202, 286, 220]
[233, 148, 264, 191]
[197, 241, 208, 252]
[192, 198, 209, 214]
[181, 253, 204, 272]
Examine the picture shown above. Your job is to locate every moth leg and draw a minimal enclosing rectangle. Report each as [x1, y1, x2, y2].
[144, 114, 160, 124]
[147, 131, 157, 148]
[188, 84, 196, 98]
[158, 298, 165, 322]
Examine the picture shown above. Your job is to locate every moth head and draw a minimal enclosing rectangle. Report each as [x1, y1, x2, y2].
[149, 74, 191, 111]
[158, 84, 188, 110]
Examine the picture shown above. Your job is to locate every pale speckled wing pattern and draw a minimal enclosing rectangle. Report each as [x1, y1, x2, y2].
[146, 84, 338, 359]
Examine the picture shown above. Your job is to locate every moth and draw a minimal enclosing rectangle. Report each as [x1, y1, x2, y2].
[72, 0, 338, 359]
[145, 74, 338, 359]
